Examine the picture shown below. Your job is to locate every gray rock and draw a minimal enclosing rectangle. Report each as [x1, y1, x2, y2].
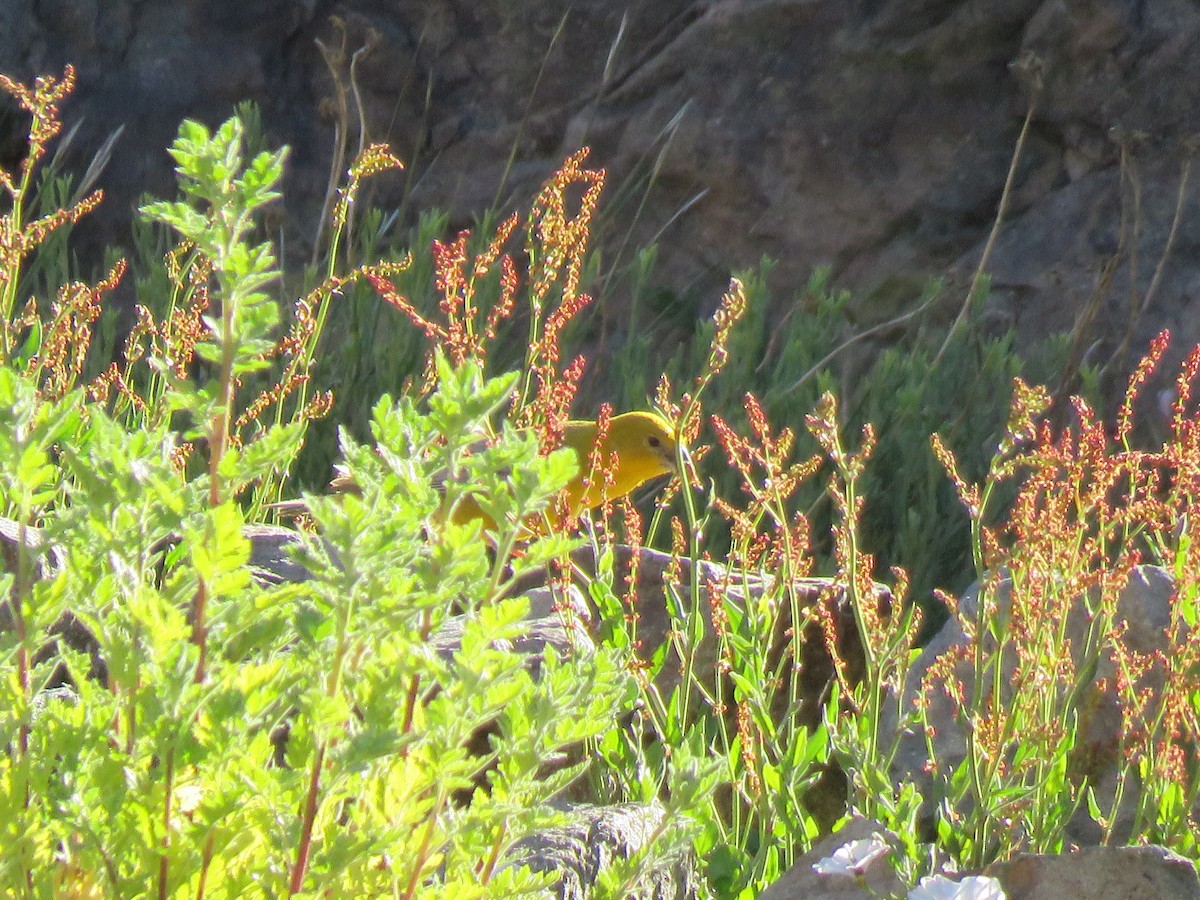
[892, 564, 1178, 844]
[0, 517, 100, 681]
[760, 816, 905, 900]
[504, 801, 698, 900]
[985, 843, 1200, 900]
[0, 515, 64, 579]
[244, 524, 315, 584]
[760, 823, 1200, 899]
[528, 544, 868, 727]
[518, 543, 872, 828]
[430, 585, 596, 678]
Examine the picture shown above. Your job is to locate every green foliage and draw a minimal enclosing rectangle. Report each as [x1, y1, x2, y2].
[291, 210, 456, 487]
[0, 96, 689, 895]
[308, 235, 1067, 632]
[140, 116, 288, 440]
[291, 213, 1069, 621]
[649, 265, 1075, 614]
[0, 359, 659, 895]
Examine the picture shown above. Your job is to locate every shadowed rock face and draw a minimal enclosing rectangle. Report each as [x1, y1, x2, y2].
[8, 1, 1200, 363]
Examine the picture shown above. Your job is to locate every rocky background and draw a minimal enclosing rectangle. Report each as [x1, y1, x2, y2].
[4, 0, 1200, 370]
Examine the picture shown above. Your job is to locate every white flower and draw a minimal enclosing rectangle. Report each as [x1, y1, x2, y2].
[811, 833, 891, 876]
[908, 874, 1006, 900]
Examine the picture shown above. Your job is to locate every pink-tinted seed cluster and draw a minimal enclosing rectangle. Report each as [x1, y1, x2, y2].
[925, 330, 1200, 841]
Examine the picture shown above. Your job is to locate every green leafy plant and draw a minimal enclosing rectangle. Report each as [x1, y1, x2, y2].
[0, 84, 679, 896]
[0, 349, 659, 895]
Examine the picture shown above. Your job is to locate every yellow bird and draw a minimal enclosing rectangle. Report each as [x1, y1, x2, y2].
[447, 410, 681, 528]
[280, 410, 681, 530]
[559, 410, 680, 513]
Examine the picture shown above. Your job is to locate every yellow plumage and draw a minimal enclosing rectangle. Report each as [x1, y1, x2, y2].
[279, 410, 681, 531]
[557, 411, 679, 516]
[448, 410, 679, 528]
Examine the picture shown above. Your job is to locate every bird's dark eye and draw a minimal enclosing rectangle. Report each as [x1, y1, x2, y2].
[648, 435, 661, 449]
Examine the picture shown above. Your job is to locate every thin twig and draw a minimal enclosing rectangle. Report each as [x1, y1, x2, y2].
[1113, 151, 1193, 373]
[342, 32, 379, 257]
[71, 124, 124, 207]
[311, 22, 351, 268]
[489, 10, 570, 211]
[783, 285, 941, 395]
[933, 87, 1041, 367]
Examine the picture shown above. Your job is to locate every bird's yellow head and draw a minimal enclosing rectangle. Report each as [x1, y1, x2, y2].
[560, 410, 680, 514]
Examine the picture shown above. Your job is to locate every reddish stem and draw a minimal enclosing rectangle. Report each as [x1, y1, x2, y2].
[289, 743, 325, 894]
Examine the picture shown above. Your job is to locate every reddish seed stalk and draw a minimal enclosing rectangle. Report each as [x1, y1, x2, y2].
[195, 833, 215, 900]
[193, 297, 237, 684]
[15, 645, 28, 755]
[13, 517, 32, 838]
[400, 795, 445, 900]
[125, 676, 138, 755]
[191, 581, 208, 684]
[400, 609, 437, 744]
[478, 823, 508, 885]
[289, 743, 325, 895]
[158, 748, 176, 900]
[399, 675, 420, 745]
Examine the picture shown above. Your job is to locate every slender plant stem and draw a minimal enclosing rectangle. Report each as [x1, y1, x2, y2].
[289, 744, 325, 894]
[158, 747, 176, 900]
[933, 89, 1040, 368]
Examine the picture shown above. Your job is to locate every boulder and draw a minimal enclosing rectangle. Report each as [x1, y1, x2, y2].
[504, 800, 699, 900]
[760, 816, 905, 900]
[984, 844, 1200, 900]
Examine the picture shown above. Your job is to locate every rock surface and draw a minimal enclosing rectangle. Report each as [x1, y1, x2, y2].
[761, 817, 905, 900]
[764, 819, 1200, 899]
[0, 517, 102, 680]
[547, 544, 867, 719]
[7, 1, 1200, 366]
[504, 801, 699, 899]
[245, 523, 315, 584]
[517, 542, 869, 828]
[430, 585, 596, 678]
[984, 844, 1200, 900]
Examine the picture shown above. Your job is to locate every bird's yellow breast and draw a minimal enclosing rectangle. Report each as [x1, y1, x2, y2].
[449, 410, 678, 528]
[559, 411, 678, 515]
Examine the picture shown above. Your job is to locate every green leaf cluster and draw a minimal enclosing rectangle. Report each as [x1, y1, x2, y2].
[0, 356, 657, 896]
